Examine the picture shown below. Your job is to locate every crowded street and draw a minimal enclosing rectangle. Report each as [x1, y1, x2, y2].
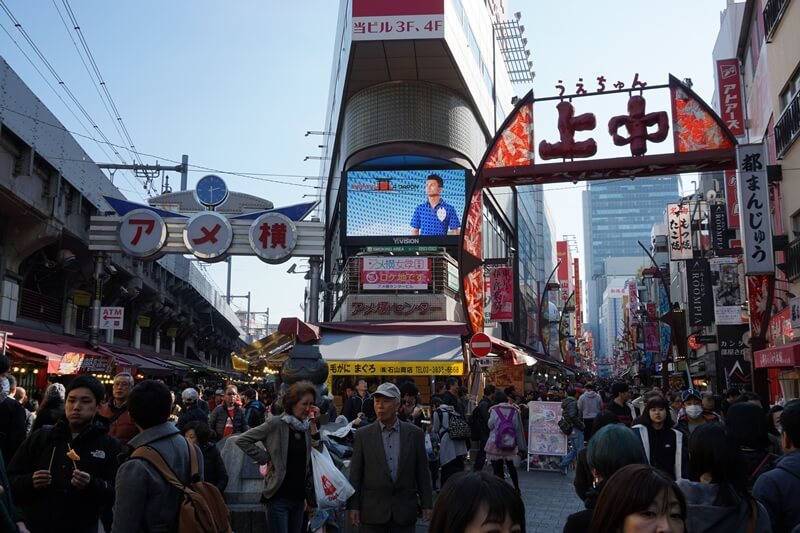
[1, 0, 800, 531]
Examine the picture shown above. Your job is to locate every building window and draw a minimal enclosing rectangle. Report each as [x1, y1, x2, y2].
[780, 67, 800, 112]
[791, 210, 800, 239]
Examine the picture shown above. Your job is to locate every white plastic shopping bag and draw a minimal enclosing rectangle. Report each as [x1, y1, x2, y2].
[310, 446, 355, 509]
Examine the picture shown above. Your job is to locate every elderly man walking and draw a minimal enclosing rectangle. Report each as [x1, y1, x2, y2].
[348, 383, 433, 533]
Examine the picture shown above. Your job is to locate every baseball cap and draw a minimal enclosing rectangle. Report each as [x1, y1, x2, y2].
[681, 389, 702, 402]
[373, 383, 401, 400]
[181, 388, 199, 402]
[215, 389, 224, 396]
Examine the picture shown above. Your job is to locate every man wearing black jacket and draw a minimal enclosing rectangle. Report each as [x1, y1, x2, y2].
[0, 356, 26, 464]
[471, 384, 495, 471]
[343, 379, 375, 423]
[8, 374, 120, 533]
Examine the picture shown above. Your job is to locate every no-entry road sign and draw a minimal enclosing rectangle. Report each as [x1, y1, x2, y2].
[470, 332, 492, 357]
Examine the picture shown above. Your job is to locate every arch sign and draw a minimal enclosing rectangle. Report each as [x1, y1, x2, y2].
[459, 75, 740, 334]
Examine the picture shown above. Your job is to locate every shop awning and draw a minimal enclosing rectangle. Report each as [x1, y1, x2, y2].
[754, 343, 800, 369]
[99, 348, 175, 377]
[486, 335, 537, 366]
[2, 338, 113, 375]
[319, 332, 464, 376]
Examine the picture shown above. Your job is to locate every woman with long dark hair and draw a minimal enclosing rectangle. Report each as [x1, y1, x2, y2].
[632, 397, 688, 480]
[429, 471, 525, 533]
[589, 464, 686, 533]
[236, 381, 321, 533]
[676, 422, 771, 532]
[726, 402, 778, 491]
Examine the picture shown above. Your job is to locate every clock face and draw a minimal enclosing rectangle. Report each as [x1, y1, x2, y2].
[195, 174, 229, 207]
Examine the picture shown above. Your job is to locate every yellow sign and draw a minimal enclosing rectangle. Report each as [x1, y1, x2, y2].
[326, 361, 463, 376]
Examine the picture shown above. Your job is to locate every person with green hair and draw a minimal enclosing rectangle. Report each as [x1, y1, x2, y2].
[563, 424, 648, 533]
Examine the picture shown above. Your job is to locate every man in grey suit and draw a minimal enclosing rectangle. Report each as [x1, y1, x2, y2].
[348, 382, 433, 532]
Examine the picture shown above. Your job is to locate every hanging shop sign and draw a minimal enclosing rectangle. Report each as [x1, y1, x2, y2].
[248, 212, 298, 264]
[95, 189, 323, 263]
[747, 275, 772, 337]
[574, 259, 582, 339]
[351, 0, 444, 41]
[725, 170, 741, 231]
[711, 258, 745, 325]
[326, 360, 463, 376]
[183, 212, 233, 261]
[360, 256, 430, 290]
[100, 306, 124, 330]
[686, 259, 713, 327]
[118, 209, 168, 259]
[50, 352, 114, 375]
[736, 144, 774, 275]
[709, 204, 728, 251]
[715, 59, 746, 137]
[489, 266, 514, 322]
[754, 343, 800, 369]
[459, 75, 739, 334]
[342, 294, 450, 321]
[790, 295, 800, 329]
[667, 204, 693, 261]
[717, 324, 752, 389]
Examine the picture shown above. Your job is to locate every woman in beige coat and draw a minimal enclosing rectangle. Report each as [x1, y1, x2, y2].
[236, 381, 321, 533]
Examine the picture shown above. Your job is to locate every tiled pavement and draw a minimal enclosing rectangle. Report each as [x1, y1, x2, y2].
[414, 464, 584, 533]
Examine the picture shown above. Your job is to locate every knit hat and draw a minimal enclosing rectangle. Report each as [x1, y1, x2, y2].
[45, 383, 66, 401]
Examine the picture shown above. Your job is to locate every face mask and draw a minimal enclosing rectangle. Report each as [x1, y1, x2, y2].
[685, 405, 703, 419]
[776, 425, 782, 434]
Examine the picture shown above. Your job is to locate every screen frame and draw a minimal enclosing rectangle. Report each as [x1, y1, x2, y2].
[340, 166, 473, 247]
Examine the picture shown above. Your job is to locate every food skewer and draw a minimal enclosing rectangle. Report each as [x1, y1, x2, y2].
[48, 447, 56, 472]
[66, 444, 80, 469]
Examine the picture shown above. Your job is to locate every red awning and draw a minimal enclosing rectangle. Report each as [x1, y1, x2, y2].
[278, 317, 321, 343]
[754, 343, 800, 369]
[486, 335, 535, 366]
[2, 338, 62, 362]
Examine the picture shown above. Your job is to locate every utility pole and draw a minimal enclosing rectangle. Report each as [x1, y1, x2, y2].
[98, 154, 189, 195]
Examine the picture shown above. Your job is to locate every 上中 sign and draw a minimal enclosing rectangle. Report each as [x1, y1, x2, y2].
[326, 360, 463, 376]
[667, 204, 693, 261]
[118, 209, 168, 259]
[100, 306, 124, 330]
[183, 212, 233, 261]
[360, 256, 430, 290]
[248, 212, 298, 264]
[736, 144, 774, 275]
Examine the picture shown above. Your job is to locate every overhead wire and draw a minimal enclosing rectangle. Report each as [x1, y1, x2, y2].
[0, 0, 156, 199]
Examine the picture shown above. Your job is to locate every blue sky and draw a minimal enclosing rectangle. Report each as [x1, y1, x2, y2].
[0, 0, 731, 324]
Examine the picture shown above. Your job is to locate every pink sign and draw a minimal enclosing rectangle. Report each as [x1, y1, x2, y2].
[360, 257, 430, 290]
[754, 344, 800, 369]
[352, 0, 444, 41]
[725, 169, 740, 229]
[490, 266, 514, 322]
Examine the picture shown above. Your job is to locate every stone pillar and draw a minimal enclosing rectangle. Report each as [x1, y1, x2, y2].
[105, 328, 114, 344]
[133, 324, 141, 349]
[171, 336, 176, 356]
[154, 330, 161, 353]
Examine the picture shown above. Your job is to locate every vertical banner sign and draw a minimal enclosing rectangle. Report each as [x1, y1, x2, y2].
[736, 144, 774, 275]
[711, 258, 745, 325]
[574, 258, 582, 339]
[686, 259, 714, 326]
[725, 170, 740, 229]
[352, 0, 444, 41]
[709, 204, 728, 251]
[790, 295, 800, 329]
[658, 285, 671, 362]
[747, 275, 771, 337]
[717, 324, 752, 389]
[667, 204, 693, 260]
[490, 266, 514, 322]
[716, 59, 746, 137]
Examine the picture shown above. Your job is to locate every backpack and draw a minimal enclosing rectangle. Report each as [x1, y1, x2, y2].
[132, 439, 232, 533]
[494, 408, 517, 450]
[439, 408, 471, 441]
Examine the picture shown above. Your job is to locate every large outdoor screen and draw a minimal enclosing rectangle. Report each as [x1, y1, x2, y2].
[343, 168, 468, 245]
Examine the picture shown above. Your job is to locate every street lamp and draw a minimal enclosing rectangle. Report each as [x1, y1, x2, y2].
[538, 261, 561, 357]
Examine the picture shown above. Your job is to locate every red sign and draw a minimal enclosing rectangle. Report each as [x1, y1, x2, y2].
[490, 266, 514, 322]
[754, 343, 800, 369]
[747, 275, 771, 337]
[725, 169, 740, 230]
[352, 0, 444, 41]
[470, 332, 492, 357]
[360, 257, 430, 290]
[716, 59, 745, 137]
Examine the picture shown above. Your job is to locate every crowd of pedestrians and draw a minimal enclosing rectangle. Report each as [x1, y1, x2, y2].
[1, 346, 799, 533]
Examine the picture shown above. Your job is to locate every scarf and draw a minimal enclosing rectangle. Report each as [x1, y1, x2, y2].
[281, 414, 310, 432]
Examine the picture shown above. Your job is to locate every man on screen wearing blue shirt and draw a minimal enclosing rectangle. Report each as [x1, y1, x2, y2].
[410, 174, 460, 236]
